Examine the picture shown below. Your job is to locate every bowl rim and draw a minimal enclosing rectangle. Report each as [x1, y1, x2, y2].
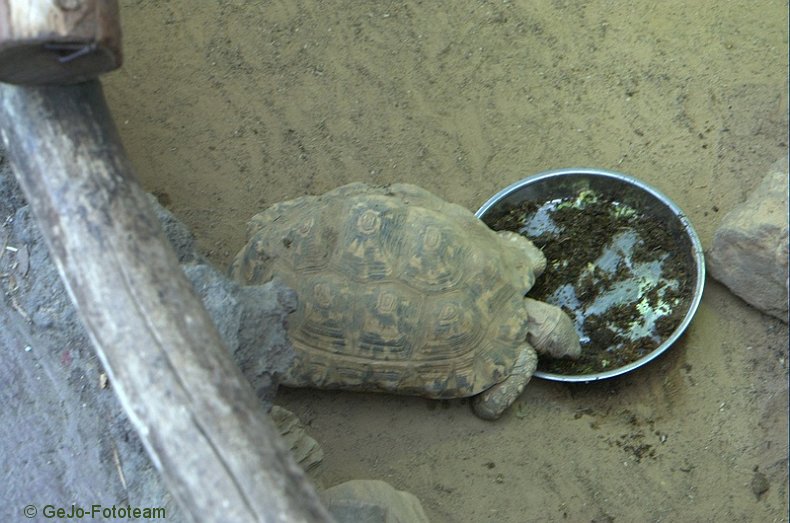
[475, 167, 706, 382]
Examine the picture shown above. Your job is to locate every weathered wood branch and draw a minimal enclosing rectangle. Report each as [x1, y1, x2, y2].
[0, 0, 122, 84]
[0, 81, 333, 523]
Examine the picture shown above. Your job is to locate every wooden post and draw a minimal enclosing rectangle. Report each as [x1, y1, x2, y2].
[0, 81, 333, 522]
[0, 0, 122, 84]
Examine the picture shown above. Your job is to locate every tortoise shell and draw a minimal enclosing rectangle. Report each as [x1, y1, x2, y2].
[229, 183, 545, 399]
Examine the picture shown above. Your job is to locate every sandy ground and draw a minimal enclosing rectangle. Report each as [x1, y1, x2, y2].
[102, 1, 788, 521]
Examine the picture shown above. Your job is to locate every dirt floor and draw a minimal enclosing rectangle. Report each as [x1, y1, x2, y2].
[102, 1, 788, 521]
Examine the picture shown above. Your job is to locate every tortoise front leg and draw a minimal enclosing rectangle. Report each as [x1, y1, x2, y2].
[472, 344, 538, 420]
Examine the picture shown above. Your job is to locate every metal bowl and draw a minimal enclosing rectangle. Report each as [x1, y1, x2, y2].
[476, 168, 705, 382]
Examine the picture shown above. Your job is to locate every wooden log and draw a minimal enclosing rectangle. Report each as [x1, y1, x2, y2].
[0, 81, 333, 523]
[0, 0, 122, 84]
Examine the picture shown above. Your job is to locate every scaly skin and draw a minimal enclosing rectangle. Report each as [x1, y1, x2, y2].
[524, 298, 582, 359]
[472, 344, 538, 420]
[472, 299, 580, 420]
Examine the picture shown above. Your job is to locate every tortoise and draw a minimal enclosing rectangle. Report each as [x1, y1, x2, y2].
[229, 182, 581, 419]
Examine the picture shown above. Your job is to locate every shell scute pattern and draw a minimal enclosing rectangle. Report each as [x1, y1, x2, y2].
[335, 200, 405, 282]
[355, 284, 418, 359]
[296, 274, 352, 352]
[399, 208, 468, 293]
[231, 183, 536, 398]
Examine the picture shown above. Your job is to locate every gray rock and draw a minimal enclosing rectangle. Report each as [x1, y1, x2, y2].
[152, 195, 298, 400]
[707, 157, 789, 322]
[321, 479, 431, 523]
[147, 193, 200, 264]
[183, 263, 296, 405]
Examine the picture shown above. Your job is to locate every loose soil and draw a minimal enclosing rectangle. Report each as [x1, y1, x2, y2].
[13, 2, 783, 522]
[486, 190, 695, 375]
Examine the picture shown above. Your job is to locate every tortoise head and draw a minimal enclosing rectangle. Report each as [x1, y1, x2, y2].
[524, 297, 582, 359]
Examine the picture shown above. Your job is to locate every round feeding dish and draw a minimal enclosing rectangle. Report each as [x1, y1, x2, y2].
[476, 168, 705, 382]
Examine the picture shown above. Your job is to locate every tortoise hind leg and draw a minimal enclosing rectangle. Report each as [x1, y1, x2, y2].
[472, 344, 538, 420]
